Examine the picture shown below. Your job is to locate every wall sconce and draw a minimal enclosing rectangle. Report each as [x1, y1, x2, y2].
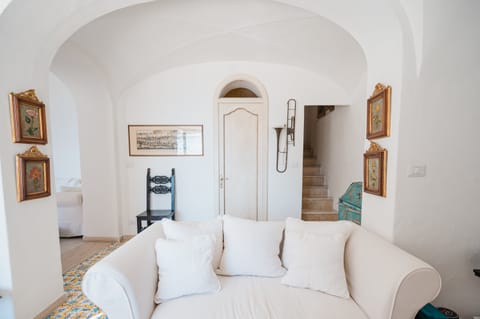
[274, 98, 296, 173]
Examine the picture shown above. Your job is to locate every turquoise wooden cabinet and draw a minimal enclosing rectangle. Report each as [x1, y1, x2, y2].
[338, 182, 362, 225]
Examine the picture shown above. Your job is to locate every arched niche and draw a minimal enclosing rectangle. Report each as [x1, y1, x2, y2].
[218, 79, 264, 99]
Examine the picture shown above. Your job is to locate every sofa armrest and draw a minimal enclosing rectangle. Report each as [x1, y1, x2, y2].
[82, 222, 165, 319]
[345, 225, 441, 319]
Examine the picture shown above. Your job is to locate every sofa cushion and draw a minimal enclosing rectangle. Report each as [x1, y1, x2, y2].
[154, 235, 221, 303]
[282, 217, 353, 269]
[218, 215, 285, 277]
[150, 276, 367, 319]
[161, 218, 223, 269]
[281, 231, 350, 298]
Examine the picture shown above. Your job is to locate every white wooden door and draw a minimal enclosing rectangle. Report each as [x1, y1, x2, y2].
[218, 98, 267, 220]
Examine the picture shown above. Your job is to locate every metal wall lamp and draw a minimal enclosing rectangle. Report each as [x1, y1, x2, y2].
[274, 98, 296, 173]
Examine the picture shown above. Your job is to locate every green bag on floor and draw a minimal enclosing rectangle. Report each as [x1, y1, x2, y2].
[416, 304, 448, 319]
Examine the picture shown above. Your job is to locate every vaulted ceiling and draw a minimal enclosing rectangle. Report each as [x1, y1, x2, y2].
[63, 0, 367, 95]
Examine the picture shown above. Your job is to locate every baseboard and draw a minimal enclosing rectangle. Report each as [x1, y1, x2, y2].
[34, 293, 67, 319]
[121, 234, 135, 241]
[82, 236, 120, 242]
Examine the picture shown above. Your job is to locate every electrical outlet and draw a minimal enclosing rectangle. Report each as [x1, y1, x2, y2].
[408, 165, 426, 177]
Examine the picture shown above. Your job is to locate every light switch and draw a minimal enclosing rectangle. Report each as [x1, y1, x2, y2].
[408, 165, 426, 177]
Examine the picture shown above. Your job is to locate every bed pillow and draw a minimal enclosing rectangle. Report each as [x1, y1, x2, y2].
[218, 215, 285, 277]
[161, 218, 223, 270]
[154, 235, 220, 303]
[282, 217, 353, 269]
[59, 185, 82, 192]
[281, 231, 350, 298]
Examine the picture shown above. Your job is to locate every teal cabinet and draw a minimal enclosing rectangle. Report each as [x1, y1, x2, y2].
[338, 182, 362, 225]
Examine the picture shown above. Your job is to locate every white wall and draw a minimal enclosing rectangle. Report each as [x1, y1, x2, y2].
[394, 1, 480, 317]
[309, 79, 366, 209]
[0, 165, 15, 318]
[117, 62, 352, 233]
[51, 43, 120, 239]
[0, 3, 66, 316]
[49, 73, 82, 184]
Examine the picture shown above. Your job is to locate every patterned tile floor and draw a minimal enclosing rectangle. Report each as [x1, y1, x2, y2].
[45, 242, 122, 319]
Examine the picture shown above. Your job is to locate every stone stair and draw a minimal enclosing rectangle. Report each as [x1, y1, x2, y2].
[301, 148, 338, 221]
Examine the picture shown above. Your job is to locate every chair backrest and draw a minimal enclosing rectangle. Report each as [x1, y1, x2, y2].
[146, 168, 175, 218]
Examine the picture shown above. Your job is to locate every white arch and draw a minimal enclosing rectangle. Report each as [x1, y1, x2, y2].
[0, 0, 418, 316]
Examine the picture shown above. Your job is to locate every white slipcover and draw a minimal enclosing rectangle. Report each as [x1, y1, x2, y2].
[82, 221, 441, 319]
[151, 276, 367, 319]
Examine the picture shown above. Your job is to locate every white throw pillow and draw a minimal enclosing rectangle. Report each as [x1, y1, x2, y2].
[161, 218, 223, 270]
[218, 215, 285, 277]
[154, 235, 221, 303]
[281, 231, 350, 298]
[282, 217, 353, 269]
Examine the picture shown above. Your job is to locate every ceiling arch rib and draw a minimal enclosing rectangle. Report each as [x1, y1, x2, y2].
[61, 0, 367, 96]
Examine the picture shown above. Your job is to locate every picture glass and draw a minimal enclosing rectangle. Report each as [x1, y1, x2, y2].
[367, 157, 380, 192]
[370, 97, 384, 134]
[19, 102, 42, 139]
[25, 161, 45, 194]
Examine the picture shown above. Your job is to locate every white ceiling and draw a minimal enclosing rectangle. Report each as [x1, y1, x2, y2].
[65, 0, 366, 95]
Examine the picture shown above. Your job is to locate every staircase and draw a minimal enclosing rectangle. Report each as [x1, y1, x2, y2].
[302, 148, 338, 221]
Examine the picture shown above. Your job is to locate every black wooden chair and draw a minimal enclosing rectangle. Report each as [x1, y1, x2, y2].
[136, 168, 175, 233]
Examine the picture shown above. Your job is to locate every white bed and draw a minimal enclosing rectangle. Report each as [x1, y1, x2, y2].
[56, 178, 83, 237]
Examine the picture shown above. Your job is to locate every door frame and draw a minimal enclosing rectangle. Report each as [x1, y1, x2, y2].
[213, 75, 269, 220]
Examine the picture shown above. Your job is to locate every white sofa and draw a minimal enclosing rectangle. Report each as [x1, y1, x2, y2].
[82, 220, 441, 319]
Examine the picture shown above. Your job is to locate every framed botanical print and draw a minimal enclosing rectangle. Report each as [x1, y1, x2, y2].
[16, 146, 51, 202]
[363, 142, 387, 197]
[367, 83, 391, 139]
[128, 125, 204, 156]
[9, 89, 48, 144]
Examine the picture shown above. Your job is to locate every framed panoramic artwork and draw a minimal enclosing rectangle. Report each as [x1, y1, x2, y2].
[128, 125, 204, 156]
[16, 146, 51, 202]
[9, 89, 48, 144]
[367, 83, 391, 139]
[363, 141, 387, 197]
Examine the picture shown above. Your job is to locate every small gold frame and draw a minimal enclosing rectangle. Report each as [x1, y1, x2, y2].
[9, 89, 48, 144]
[16, 146, 51, 202]
[367, 83, 391, 139]
[363, 142, 387, 197]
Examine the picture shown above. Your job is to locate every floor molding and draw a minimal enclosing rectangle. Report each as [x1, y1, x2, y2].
[34, 293, 67, 319]
[121, 234, 135, 241]
[82, 236, 120, 242]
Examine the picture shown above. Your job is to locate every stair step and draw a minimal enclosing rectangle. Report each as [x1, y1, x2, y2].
[303, 186, 329, 197]
[303, 158, 316, 166]
[302, 197, 333, 210]
[303, 175, 327, 186]
[301, 210, 338, 221]
[303, 166, 321, 176]
[303, 149, 313, 157]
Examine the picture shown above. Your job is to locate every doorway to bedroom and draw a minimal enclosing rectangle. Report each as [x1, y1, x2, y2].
[49, 74, 84, 248]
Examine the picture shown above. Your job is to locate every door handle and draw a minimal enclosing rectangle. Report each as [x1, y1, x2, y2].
[219, 176, 229, 189]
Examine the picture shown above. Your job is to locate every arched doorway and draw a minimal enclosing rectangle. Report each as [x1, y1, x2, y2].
[216, 76, 268, 220]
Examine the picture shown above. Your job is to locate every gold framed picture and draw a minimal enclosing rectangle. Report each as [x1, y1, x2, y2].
[16, 146, 51, 202]
[9, 89, 48, 144]
[128, 125, 204, 156]
[367, 83, 391, 139]
[363, 142, 387, 197]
